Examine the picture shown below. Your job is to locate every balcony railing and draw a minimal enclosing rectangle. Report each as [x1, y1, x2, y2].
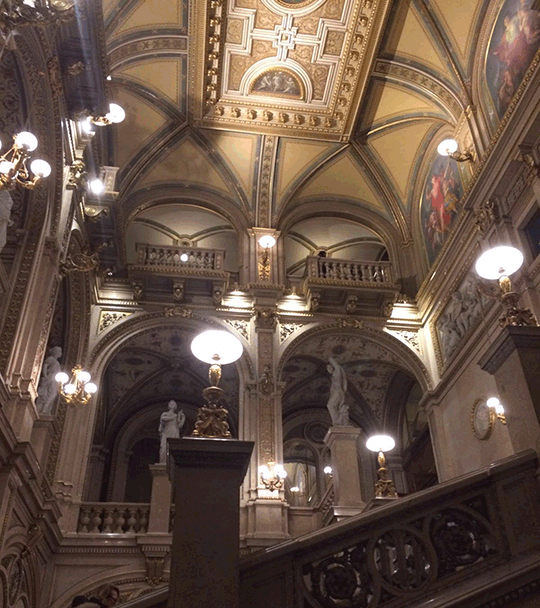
[305, 256, 393, 284]
[78, 503, 150, 534]
[135, 243, 225, 272]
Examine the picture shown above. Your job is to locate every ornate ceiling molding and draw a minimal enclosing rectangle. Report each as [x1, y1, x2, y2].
[189, 0, 393, 141]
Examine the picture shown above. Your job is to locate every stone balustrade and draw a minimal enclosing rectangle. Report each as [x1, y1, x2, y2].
[78, 503, 150, 534]
[136, 243, 225, 271]
[305, 256, 392, 283]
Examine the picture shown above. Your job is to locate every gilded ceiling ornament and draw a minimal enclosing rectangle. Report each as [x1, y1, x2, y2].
[231, 108, 241, 117]
[262, 110, 273, 121]
[98, 311, 133, 333]
[60, 251, 99, 275]
[224, 319, 250, 341]
[163, 306, 193, 318]
[173, 282, 184, 302]
[474, 199, 500, 235]
[279, 322, 301, 343]
[66, 159, 86, 190]
[247, 109, 257, 119]
[309, 116, 319, 126]
[254, 307, 277, 329]
[294, 114, 304, 124]
[215, 106, 224, 116]
[324, 117, 333, 128]
[278, 112, 288, 123]
[337, 318, 364, 329]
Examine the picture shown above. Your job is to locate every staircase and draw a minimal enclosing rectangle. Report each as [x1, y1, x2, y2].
[119, 451, 540, 608]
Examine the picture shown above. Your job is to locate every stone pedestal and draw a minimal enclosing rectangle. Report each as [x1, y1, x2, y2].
[30, 414, 56, 467]
[479, 326, 540, 454]
[324, 426, 365, 519]
[148, 463, 172, 534]
[167, 437, 254, 608]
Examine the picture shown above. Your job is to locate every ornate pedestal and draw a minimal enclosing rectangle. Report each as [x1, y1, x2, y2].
[479, 326, 540, 454]
[324, 426, 365, 519]
[167, 437, 253, 608]
[148, 463, 171, 534]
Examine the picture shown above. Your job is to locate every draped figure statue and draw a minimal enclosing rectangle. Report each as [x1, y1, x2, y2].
[159, 400, 186, 463]
[36, 346, 62, 414]
[326, 357, 350, 426]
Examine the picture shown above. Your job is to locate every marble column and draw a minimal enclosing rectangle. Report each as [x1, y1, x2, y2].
[167, 437, 253, 608]
[148, 463, 171, 534]
[479, 326, 540, 454]
[324, 426, 365, 519]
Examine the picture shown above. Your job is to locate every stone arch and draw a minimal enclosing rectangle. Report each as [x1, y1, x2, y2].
[278, 322, 433, 394]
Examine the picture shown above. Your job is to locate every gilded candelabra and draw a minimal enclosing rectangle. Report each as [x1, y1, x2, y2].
[0, 132, 50, 191]
[55, 365, 97, 405]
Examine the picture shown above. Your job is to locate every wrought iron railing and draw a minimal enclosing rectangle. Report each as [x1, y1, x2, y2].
[78, 503, 150, 534]
[305, 256, 393, 284]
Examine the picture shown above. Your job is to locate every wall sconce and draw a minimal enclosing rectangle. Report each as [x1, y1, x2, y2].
[437, 138, 473, 163]
[366, 434, 398, 498]
[88, 103, 126, 127]
[487, 397, 507, 425]
[190, 329, 243, 438]
[257, 234, 276, 281]
[0, 0, 74, 35]
[475, 245, 537, 327]
[55, 366, 97, 405]
[259, 462, 287, 491]
[0, 132, 51, 190]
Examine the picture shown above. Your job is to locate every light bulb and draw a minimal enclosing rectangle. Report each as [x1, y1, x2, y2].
[30, 159, 51, 178]
[0, 160, 15, 175]
[78, 370, 91, 383]
[475, 246, 524, 281]
[89, 178, 104, 195]
[63, 383, 76, 395]
[81, 119, 94, 135]
[14, 131, 38, 151]
[55, 372, 69, 384]
[366, 434, 395, 453]
[180, 253, 189, 262]
[290, 486, 300, 492]
[259, 235, 276, 249]
[105, 103, 126, 124]
[259, 465, 270, 479]
[85, 382, 98, 394]
[437, 138, 458, 156]
[274, 464, 287, 479]
[324, 466, 332, 475]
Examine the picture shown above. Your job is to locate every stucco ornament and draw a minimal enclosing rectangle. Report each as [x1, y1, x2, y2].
[326, 357, 350, 426]
[36, 346, 62, 414]
[159, 400, 186, 463]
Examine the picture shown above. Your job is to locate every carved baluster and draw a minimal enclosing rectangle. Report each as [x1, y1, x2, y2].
[352, 264, 360, 280]
[343, 264, 351, 280]
[90, 507, 103, 533]
[126, 508, 137, 534]
[113, 508, 125, 533]
[102, 508, 114, 533]
[79, 508, 91, 533]
[139, 508, 149, 533]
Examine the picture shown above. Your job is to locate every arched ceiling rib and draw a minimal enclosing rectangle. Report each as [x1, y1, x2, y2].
[101, 0, 490, 275]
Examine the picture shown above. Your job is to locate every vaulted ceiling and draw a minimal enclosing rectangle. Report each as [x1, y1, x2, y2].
[99, 0, 494, 278]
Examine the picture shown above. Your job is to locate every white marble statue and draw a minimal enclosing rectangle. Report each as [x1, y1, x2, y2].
[326, 357, 349, 426]
[36, 346, 62, 414]
[159, 400, 186, 463]
[0, 190, 13, 254]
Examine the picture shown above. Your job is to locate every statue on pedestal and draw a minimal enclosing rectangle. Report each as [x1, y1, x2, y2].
[326, 357, 349, 426]
[36, 346, 62, 414]
[159, 400, 185, 463]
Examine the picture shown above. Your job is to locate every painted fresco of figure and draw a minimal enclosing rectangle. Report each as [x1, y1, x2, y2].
[421, 156, 463, 264]
[487, 0, 540, 118]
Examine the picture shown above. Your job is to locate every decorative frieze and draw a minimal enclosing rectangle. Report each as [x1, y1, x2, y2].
[98, 310, 133, 334]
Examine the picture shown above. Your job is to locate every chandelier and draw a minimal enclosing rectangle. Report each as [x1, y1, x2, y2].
[55, 365, 97, 405]
[0, 132, 51, 190]
[0, 0, 75, 35]
[259, 461, 287, 491]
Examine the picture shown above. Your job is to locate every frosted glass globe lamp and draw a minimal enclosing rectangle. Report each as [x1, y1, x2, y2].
[366, 434, 398, 498]
[0, 132, 51, 191]
[190, 330, 243, 438]
[259, 461, 287, 491]
[55, 365, 97, 405]
[475, 246, 536, 327]
[437, 138, 473, 162]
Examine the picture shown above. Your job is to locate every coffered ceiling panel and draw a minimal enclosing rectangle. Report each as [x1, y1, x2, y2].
[190, 0, 394, 141]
